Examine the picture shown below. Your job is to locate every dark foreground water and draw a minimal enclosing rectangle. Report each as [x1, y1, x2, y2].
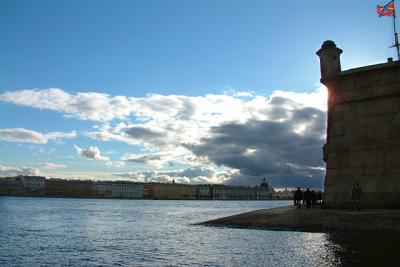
[0, 197, 399, 266]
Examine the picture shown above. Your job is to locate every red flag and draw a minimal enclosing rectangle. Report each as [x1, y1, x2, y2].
[377, 1, 396, 17]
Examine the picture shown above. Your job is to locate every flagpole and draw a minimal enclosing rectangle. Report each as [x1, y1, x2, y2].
[393, 0, 400, 60]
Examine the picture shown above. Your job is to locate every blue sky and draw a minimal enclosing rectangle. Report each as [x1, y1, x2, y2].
[0, 0, 397, 188]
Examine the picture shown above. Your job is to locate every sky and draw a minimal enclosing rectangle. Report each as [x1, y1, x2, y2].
[0, 0, 397, 189]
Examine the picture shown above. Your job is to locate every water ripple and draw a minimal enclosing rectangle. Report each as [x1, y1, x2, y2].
[1, 197, 399, 266]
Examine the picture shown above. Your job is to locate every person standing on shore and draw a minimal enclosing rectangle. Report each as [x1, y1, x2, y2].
[311, 190, 317, 207]
[294, 187, 303, 208]
[317, 191, 323, 205]
[304, 188, 312, 209]
[351, 182, 362, 211]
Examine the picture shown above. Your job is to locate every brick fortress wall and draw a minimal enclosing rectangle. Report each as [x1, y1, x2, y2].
[318, 41, 400, 208]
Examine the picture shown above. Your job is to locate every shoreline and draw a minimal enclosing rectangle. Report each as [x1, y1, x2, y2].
[198, 205, 400, 234]
[0, 195, 287, 201]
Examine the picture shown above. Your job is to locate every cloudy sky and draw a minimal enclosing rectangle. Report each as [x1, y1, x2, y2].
[0, 0, 396, 188]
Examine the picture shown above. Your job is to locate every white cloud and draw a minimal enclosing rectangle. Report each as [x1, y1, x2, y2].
[0, 165, 42, 177]
[74, 145, 109, 161]
[0, 128, 77, 144]
[112, 166, 237, 185]
[271, 85, 327, 111]
[84, 88, 327, 166]
[233, 91, 254, 98]
[46, 130, 77, 141]
[0, 128, 47, 144]
[39, 162, 67, 170]
[0, 88, 131, 121]
[0, 87, 326, 124]
[1, 86, 328, 187]
[105, 161, 125, 168]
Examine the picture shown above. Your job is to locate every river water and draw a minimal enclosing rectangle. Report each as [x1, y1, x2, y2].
[0, 197, 398, 266]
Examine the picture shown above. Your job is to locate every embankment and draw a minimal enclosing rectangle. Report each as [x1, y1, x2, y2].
[199, 205, 400, 233]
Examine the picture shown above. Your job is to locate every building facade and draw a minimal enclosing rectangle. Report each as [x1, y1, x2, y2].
[1, 176, 274, 200]
[0, 177, 26, 195]
[256, 177, 273, 199]
[197, 184, 212, 199]
[210, 185, 273, 200]
[45, 179, 93, 197]
[317, 40, 400, 208]
[211, 184, 255, 200]
[210, 177, 273, 200]
[112, 182, 144, 199]
[272, 189, 294, 200]
[92, 181, 112, 198]
[145, 182, 197, 200]
[20, 176, 45, 195]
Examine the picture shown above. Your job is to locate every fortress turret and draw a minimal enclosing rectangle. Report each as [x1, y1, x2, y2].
[316, 40, 342, 85]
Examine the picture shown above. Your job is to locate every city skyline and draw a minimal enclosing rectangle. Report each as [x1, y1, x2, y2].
[0, 0, 397, 188]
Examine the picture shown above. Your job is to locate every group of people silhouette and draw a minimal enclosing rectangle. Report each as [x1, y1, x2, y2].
[293, 187, 322, 209]
[293, 182, 362, 210]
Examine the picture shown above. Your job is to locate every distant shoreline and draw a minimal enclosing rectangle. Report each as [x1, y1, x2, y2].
[198, 205, 400, 234]
[0, 195, 289, 201]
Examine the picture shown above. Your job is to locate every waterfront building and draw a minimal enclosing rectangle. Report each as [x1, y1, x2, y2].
[211, 177, 273, 200]
[272, 189, 294, 200]
[260, 177, 269, 188]
[1, 175, 274, 200]
[0, 177, 26, 195]
[145, 182, 197, 200]
[256, 177, 274, 199]
[20, 176, 45, 195]
[211, 184, 258, 200]
[255, 186, 273, 200]
[92, 181, 112, 198]
[112, 181, 144, 199]
[197, 184, 212, 199]
[210, 184, 227, 199]
[317, 40, 400, 208]
[45, 179, 93, 197]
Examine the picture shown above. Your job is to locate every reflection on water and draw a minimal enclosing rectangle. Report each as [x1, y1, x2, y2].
[325, 233, 400, 266]
[0, 197, 398, 266]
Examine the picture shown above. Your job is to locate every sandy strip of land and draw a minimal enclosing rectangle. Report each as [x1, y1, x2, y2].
[198, 205, 400, 233]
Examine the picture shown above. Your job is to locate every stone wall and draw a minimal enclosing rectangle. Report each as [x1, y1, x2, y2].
[324, 62, 400, 208]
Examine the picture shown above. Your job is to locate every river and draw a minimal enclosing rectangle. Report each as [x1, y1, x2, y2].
[0, 197, 398, 266]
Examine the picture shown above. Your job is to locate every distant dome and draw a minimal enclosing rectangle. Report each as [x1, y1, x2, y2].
[260, 177, 269, 188]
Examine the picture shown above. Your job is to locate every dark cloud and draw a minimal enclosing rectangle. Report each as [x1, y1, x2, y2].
[225, 170, 324, 189]
[269, 96, 298, 106]
[123, 126, 167, 146]
[168, 166, 215, 179]
[175, 99, 196, 120]
[123, 154, 162, 164]
[185, 106, 326, 188]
